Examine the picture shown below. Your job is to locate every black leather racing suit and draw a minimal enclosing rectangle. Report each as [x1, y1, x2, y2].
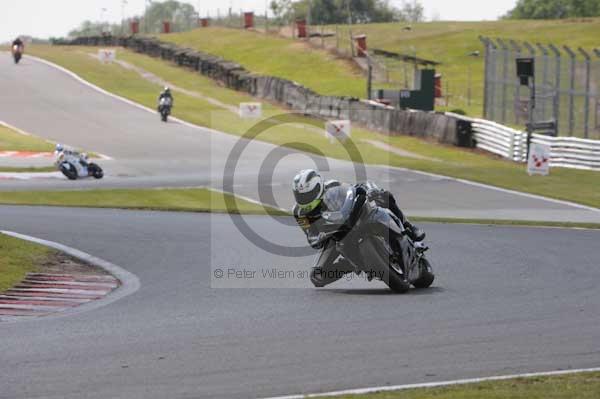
[294, 182, 421, 287]
[158, 92, 173, 110]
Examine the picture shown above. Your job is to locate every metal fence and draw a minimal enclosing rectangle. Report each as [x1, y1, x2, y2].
[447, 112, 600, 170]
[481, 36, 600, 139]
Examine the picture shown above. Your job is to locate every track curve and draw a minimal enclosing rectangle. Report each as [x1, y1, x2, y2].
[1, 50, 600, 398]
[1, 206, 599, 399]
[1, 54, 599, 222]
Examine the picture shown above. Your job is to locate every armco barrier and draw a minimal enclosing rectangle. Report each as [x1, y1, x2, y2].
[447, 112, 600, 170]
[58, 35, 465, 146]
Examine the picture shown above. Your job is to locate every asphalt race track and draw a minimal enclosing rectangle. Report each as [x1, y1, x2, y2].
[1, 54, 600, 223]
[1, 206, 599, 399]
[0, 53, 600, 398]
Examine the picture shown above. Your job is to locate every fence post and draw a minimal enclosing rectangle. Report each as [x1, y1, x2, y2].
[488, 39, 499, 121]
[594, 48, 600, 131]
[349, 27, 355, 57]
[549, 44, 562, 136]
[497, 39, 509, 124]
[367, 56, 373, 100]
[579, 48, 591, 139]
[524, 42, 537, 125]
[479, 36, 491, 119]
[563, 46, 576, 136]
[536, 43, 549, 121]
[510, 40, 523, 125]
[265, 11, 268, 33]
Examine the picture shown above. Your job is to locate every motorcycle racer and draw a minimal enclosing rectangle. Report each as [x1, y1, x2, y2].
[158, 87, 173, 107]
[292, 169, 424, 287]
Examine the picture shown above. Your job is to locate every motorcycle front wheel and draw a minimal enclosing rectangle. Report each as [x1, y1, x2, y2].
[160, 109, 169, 122]
[360, 236, 410, 293]
[412, 258, 435, 289]
[60, 163, 78, 180]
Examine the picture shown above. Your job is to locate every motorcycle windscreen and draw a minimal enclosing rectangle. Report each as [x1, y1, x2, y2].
[321, 184, 355, 227]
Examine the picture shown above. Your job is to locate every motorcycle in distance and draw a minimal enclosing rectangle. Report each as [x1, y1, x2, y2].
[316, 184, 435, 293]
[158, 97, 172, 122]
[12, 44, 23, 64]
[55, 149, 103, 180]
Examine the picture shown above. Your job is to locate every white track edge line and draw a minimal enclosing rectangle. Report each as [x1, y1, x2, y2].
[0, 230, 140, 322]
[0, 120, 35, 137]
[206, 187, 289, 213]
[371, 162, 600, 214]
[261, 367, 600, 399]
[0, 118, 113, 161]
[27, 53, 600, 215]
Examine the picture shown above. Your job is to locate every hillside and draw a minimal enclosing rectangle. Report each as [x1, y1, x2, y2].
[160, 27, 365, 98]
[161, 19, 600, 117]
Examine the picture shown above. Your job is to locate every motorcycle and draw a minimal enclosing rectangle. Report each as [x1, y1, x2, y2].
[158, 97, 172, 122]
[55, 151, 103, 180]
[12, 45, 23, 64]
[316, 184, 435, 293]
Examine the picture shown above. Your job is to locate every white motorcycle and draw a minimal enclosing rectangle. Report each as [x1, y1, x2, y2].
[55, 150, 103, 180]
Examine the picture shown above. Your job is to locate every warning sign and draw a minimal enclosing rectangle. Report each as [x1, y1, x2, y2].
[325, 120, 351, 143]
[527, 143, 551, 176]
[98, 49, 116, 63]
[239, 103, 262, 119]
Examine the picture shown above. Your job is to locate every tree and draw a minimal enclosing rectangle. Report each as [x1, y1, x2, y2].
[270, 0, 294, 25]
[144, 0, 197, 33]
[402, 0, 425, 22]
[68, 20, 121, 37]
[274, 0, 407, 24]
[505, 0, 600, 19]
[67, 0, 200, 37]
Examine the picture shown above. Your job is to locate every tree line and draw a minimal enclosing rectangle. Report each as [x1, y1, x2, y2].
[505, 0, 600, 18]
[68, 0, 426, 37]
[68, 0, 198, 37]
[270, 0, 425, 25]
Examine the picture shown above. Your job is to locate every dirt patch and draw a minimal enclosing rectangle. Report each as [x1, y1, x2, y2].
[38, 251, 112, 278]
[86, 52, 239, 114]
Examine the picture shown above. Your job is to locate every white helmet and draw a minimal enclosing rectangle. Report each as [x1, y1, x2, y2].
[292, 169, 324, 211]
[55, 143, 64, 152]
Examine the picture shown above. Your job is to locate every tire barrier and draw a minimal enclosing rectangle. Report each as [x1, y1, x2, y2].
[55, 35, 465, 147]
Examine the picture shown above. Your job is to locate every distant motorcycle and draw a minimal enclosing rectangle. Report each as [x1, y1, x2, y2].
[12, 44, 23, 64]
[55, 150, 103, 180]
[158, 97, 172, 122]
[316, 184, 435, 293]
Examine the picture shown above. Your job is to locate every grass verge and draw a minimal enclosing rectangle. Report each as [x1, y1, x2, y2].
[0, 166, 56, 173]
[0, 124, 55, 152]
[162, 21, 600, 121]
[0, 233, 54, 292]
[325, 371, 600, 398]
[161, 27, 364, 98]
[1, 188, 597, 229]
[0, 188, 286, 215]
[25, 45, 600, 208]
[412, 217, 600, 230]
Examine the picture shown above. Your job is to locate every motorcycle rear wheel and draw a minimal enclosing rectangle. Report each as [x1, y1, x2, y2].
[89, 163, 104, 179]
